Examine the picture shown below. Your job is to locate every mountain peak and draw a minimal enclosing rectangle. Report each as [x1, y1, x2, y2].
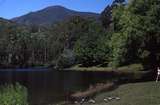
[46, 5, 66, 9]
[40, 5, 73, 13]
[43, 5, 68, 11]
[11, 5, 99, 26]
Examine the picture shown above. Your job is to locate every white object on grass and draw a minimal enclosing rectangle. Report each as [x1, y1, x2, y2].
[88, 99, 96, 104]
[104, 98, 108, 102]
[74, 101, 78, 104]
[108, 97, 113, 100]
[115, 97, 120, 100]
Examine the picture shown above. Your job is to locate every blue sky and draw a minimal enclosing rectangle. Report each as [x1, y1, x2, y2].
[0, 0, 113, 19]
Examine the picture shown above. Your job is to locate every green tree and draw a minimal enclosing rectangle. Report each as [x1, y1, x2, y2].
[73, 20, 109, 66]
[109, 0, 160, 69]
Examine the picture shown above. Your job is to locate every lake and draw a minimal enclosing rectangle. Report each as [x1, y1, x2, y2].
[0, 68, 116, 105]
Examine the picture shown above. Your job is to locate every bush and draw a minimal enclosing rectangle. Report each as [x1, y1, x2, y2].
[57, 49, 75, 68]
[0, 83, 28, 105]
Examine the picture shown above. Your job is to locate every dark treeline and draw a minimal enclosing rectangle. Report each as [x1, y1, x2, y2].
[0, 0, 160, 70]
[0, 17, 97, 68]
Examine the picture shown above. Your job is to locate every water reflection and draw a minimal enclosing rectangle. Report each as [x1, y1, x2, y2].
[0, 68, 114, 105]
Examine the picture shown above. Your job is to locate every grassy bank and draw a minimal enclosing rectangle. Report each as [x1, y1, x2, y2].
[65, 64, 144, 72]
[65, 64, 150, 82]
[83, 81, 160, 105]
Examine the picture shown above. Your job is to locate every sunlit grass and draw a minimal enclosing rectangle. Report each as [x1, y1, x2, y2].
[90, 81, 160, 105]
[65, 64, 144, 72]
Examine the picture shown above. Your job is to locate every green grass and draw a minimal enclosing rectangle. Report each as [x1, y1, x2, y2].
[65, 66, 113, 71]
[84, 81, 160, 105]
[65, 64, 147, 80]
[0, 83, 28, 105]
[65, 64, 144, 72]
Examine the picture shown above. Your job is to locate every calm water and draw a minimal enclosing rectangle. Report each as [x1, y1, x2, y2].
[0, 68, 116, 105]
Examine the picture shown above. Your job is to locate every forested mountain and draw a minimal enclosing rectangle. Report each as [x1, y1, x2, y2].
[0, 16, 100, 68]
[11, 6, 99, 26]
[0, 0, 160, 70]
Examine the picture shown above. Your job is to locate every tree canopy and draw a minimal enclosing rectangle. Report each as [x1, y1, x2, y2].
[0, 0, 159, 70]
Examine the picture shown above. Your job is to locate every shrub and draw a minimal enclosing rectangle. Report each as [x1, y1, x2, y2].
[0, 83, 28, 105]
[57, 49, 75, 68]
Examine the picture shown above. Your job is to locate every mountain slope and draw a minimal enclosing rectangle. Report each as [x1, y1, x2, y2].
[12, 6, 99, 26]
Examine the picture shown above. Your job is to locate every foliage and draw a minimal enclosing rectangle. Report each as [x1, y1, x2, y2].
[0, 16, 90, 68]
[0, 0, 160, 70]
[73, 20, 109, 66]
[0, 83, 28, 105]
[100, 0, 125, 29]
[56, 49, 75, 68]
[48, 16, 91, 67]
[105, 0, 160, 68]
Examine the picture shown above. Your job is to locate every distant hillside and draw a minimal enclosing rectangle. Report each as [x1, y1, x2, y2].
[11, 6, 99, 26]
[0, 17, 13, 24]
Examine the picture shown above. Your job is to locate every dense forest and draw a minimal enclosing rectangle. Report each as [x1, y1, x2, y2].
[0, 0, 160, 70]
